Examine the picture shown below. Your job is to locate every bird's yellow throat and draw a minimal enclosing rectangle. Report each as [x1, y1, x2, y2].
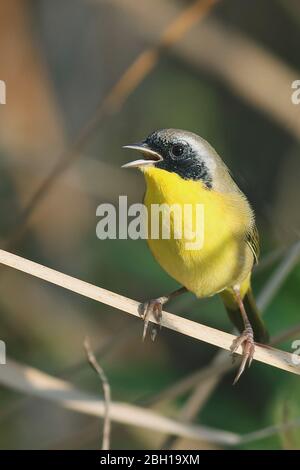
[141, 166, 253, 298]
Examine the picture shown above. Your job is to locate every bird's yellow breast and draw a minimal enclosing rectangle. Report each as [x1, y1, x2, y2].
[143, 167, 254, 298]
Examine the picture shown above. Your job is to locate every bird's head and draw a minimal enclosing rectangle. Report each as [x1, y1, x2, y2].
[122, 129, 221, 189]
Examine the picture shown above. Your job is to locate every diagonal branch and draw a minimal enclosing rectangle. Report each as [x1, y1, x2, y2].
[0, 358, 238, 446]
[1, 358, 298, 447]
[0, 249, 298, 376]
[159, 239, 300, 448]
[84, 337, 111, 450]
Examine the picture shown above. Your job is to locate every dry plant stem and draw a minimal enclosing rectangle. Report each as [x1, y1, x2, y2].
[0, 322, 138, 429]
[0, 244, 283, 426]
[0, 242, 296, 448]
[0, 249, 298, 376]
[84, 337, 111, 450]
[239, 418, 300, 445]
[163, 329, 300, 447]
[1, 358, 300, 447]
[0, 242, 297, 449]
[0, 359, 239, 446]
[162, 242, 300, 448]
[146, 242, 300, 407]
[5, 0, 218, 250]
[148, 323, 298, 411]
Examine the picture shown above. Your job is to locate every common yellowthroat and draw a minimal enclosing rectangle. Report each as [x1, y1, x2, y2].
[123, 129, 269, 383]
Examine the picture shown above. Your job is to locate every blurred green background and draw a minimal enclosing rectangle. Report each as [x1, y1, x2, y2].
[0, 0, 299, 450]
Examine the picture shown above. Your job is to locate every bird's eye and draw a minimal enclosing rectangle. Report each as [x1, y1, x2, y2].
[171, 143, 185, 158]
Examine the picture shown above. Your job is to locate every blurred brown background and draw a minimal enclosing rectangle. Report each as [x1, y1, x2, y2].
[0, 0, 300, 450]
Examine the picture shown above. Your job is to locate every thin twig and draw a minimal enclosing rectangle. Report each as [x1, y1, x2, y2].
[0, 358, 299, 447]
[0, 241, 297, 449]
[240, 418, 300, 445]
[84, 337, 111, 450]
[5, 0, 219, 250]
[142, 243, 300, 406]
[0, 249, 298, 376]
[0, 359, 239, 446]
[163, 324, 300, 448]
[159, 241, 300, 448]
[0, 243, 284, 428]
[0, 322, 139, 430]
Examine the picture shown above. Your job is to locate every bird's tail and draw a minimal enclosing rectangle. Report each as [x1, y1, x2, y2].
[220, 277, 269, 344]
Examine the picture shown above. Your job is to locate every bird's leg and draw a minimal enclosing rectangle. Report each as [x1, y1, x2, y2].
[230, 286, 255, 384]
[139, 286, 187, 341]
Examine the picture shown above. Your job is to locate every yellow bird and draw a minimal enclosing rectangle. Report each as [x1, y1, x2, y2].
[123, 129, 269, 383]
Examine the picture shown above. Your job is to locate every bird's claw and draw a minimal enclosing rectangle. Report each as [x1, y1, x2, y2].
[230, 328, 255, 384]
[138, 298, 164, 341]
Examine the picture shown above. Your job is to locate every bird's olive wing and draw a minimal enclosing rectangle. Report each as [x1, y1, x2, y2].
[246, 224, 260, 264]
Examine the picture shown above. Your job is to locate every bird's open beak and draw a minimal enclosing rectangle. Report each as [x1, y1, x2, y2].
[122, 142, 163, 168]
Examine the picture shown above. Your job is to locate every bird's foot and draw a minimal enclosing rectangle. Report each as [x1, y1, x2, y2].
[138, 297, 167, 341]
[230, 326, 255, 384]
